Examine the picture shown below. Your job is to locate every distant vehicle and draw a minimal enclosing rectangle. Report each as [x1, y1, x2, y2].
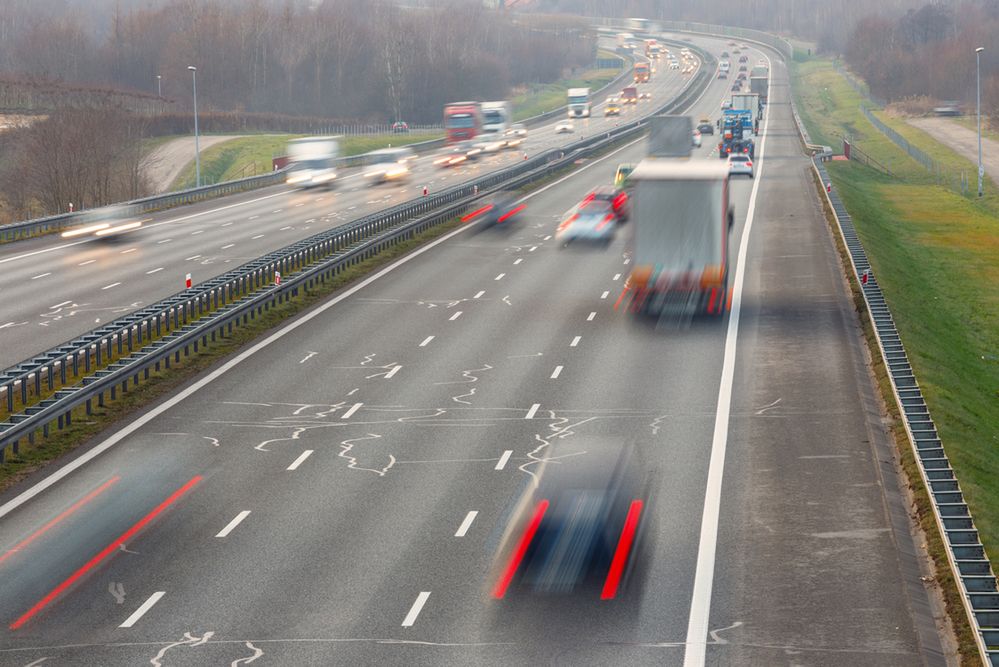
[489, 438, 647, 599]
[444, 101, 481, 143]
[61, 213, 144, 240]
[628, 17, 650, 32]
[391, 121, 409, 133]
[583, 185, 630, 222]
[555, 120, 575, 134]
[464, 191, 526, 227]
[616, 32, 634, 49]
[285, 136, 340, 189]
[697, 122, 714, 136]
[739, 55, 748, 63]
[627, 158, 733, 316]
[363, 147, 415, 184]
[433, 143, 476, 168]
[481, 101, 512, 137]
[733, 48, 741, 54]
[739, 65, 747, 72]
[633, 62, 650, 84]
[604, 98, 622, 116]
[717, 70, 728, 79]
[669, 60, 680, 70]
[639, 91, 651, 100]
[737, 73, 746, 81]
[621, 86, 638, 104]
[727, 153, 754, 177]
[506, 123, 528, 138]
[692, 129, 702, 147]
[614, 163, 635, 189]
[719, 60, 730, 72]
[934, 101, 963, 116]
[567, 87, 591, 118]
[750, 74, 768, 102]
[731, 82, 742, 91]
[474, 134, 507, 153]
[720, 51, 729, 58]
[721, 99, 732, 110]
[557, 200, 618, 246]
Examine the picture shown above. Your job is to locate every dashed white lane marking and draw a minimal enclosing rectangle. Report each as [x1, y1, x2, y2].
[51, 301, 72, 309]
[221, 244, 235, 250]
[341, 403, 363, 419]
[543, 235, 552, 241]
[455, 511, 479, 537]
[221, 222, 234, 227]
[613, 273, 621, 281]
[252, 234, 265, 240]
[550, 365, 563, 379]
[119, 592, 165, 628]
[190, 230, 204, 235]
[272, 209, 282, 213]
[385, 365, 402, 379]
[31, 273, 51, 280]
[624, 258, 631, 265]
[587, 312, 596, 321]
[529, 245, 538, 252]
[157, 239, 172, 244]
[449, 311, 462, 321]
[495, 450, 513, 470]
[299, 351, 317, 364]
[401, 592, 431, 627]
[287, 450, 314, 471]
[513, 258, 523, 265]
[146, 268, 163, 275]
[474, 290, 485, 299]
[78, 260, 96, 266]
[280, 226, 292, 231]
[249, 215, 259, 220]
[419, 336, 435, 347]
[494, 273, 505, 281]
[102, 282, 121, 290]
[601, 291, 609, 299]
[570, 336, 581, 347]
[185, 255, 201, 261]
[525, 404, 540, 420]
[121, 248, 137, 254]
[216, 510, 251, 537]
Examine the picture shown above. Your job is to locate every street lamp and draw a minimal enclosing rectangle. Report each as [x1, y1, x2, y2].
[976, 47, 984, 198]
[188, 66, 200, 188]
[156, 75, 162, 97]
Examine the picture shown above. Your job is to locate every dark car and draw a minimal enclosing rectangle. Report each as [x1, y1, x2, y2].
[463, 191, 525, 227]
[731, 82, 742, 91]
[491, 438, 648, 599]
[697, 122, 714, 136]
[391, 121, 409, 133]
[717, 70, 728, 79]
[736, 73, 747, 81]
[584, 185, 630, 222]
[739, 55, 748, 63]
[720, 51, 729, 57]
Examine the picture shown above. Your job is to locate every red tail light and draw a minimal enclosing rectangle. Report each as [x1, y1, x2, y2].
[597, 213, 614, 230]
[612, 193, 627, 209]
[497, 204, 525, 224]
[601, 500, 644, 599]
[461, 204, 494, 222]
[493, 500, 549, 599]
[582, 193, 595, 204]
[746, 161, 752, 167]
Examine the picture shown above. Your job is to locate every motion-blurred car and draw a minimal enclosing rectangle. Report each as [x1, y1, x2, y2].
[604, 98, 621, 116]
[506, 123, 528, 138]
[721, 50, 729, 57]
[391, 121, 409, 133]
[738, 65, 747, 72]
[739, 55, 748, 63]
[363, 147, 415, 184]
[474, 136, 507, 153]
[490, 438, 647, 599]
[697, 121, 714, 136]
[583, 185, 630, 222]
[555, 120, 574, 134]
[720, 100, 732, 110]
[727, 153, 754, 178]
[669, 60, 679, 70]
[717, 70, 728, 79]
[737, 73, 747, 81]
[557, 200, 618, 246]
[614, 163, 635, 189]
[462, 190, 526, 227]
[692, 129, 702, 148]
[639, 91, 651, 100]
[433, 144, 471, 168]
[731, 82, 742, 91]
[61, 216, 145, 240]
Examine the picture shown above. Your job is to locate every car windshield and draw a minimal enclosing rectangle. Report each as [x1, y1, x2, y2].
[445, 113, 475, 128]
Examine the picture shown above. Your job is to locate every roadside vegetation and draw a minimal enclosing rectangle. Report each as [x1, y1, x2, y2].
[793, 56, 999, 571]
[512, 65, 622, 121]
[169, 132, 442, 191]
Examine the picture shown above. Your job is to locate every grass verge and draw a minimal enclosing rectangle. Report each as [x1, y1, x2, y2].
[511, 67, 622, 121]
[794, 57, 996, 662]
[169, 133, 444, 191]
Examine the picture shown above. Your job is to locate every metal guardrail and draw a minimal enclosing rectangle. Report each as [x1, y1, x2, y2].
[0, 57, 712, 461]
[860, 105, 938, 172]
[812, 155, 999, 666]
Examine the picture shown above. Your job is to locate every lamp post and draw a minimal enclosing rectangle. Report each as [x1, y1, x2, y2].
[188, 66, 201, 188]
[976, 47, 984, 198]
[156, 75, 162, 97]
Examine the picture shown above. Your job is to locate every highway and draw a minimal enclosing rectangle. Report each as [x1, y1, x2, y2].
[0, 34, 946, 666]
[0, 47, 687, 370]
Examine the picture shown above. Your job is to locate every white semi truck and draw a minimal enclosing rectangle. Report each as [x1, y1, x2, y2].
[285, 136, 340, 189]
[567, 87, 591, 118]
[480, 101, 512, 136]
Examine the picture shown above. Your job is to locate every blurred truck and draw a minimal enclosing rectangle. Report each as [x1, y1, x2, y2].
[567, 88, 591, 118]
[626, 116, 733, 317]
[481, 101, 512, 137]
[285, 136, 340, 189]
[634, 62, 650, 83]
[749, 70, 768, 103]
[622, 86, 638, 104]
[731, 93, 761, 123]
[444, 101, 482, 143]
[717, 109, 755, 159]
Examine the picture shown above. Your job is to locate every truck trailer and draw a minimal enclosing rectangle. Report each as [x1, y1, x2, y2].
[634, 62, 650, 83]
[444, 102, 482, 143]
[285, 136, 340, 189]
[567, 88, 591, 118]
[480, 101, 512, 136]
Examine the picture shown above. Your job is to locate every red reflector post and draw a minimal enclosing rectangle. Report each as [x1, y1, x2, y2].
[493, 500, 549, 599]
[601, 499, 643, 600]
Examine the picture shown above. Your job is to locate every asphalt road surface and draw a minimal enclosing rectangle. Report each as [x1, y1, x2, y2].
[0, 35, 946, 666]
[0, 46, 687, 370]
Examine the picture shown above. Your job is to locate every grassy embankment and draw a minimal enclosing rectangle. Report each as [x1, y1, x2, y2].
[510, 49, 624, 121]
[169, 133, 441, 191]
[794, 58, 999, 569]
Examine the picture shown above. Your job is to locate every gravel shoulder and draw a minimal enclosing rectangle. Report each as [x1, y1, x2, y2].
[143, 135, 242, 193]
[907, 116, 999, 183]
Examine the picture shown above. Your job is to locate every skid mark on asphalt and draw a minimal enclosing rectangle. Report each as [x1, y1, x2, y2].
[230, 642, 264, 666]
[452, 388, 476, 405]
[433, 364, 493, 385]
[150, 631, 215, 666]
[339, 434, 396, 476]
[255, 426, 310, 452]
[755, 397, 782, 415]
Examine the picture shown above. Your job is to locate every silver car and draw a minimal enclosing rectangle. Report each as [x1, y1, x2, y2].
[556, 200, 617, 246]
[727, 154, 754, 178]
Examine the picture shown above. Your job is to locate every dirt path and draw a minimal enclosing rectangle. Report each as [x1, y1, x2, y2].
[907, 117, 998, 186]
[144, 135, 242, 193]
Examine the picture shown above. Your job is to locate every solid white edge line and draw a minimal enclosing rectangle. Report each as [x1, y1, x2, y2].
[401, 591, 431, 627]
[287, 450, 314, 471]
[454, 511, 479, 537]
[118, 591, 165, 628]
[525, 403, 540, 420]
[215, 510, 252, 537]
[341, 403, 363, 420]
[682, 50, 773, 667]
[0, 100, 658, 522]
[495, 450, 513, 471]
